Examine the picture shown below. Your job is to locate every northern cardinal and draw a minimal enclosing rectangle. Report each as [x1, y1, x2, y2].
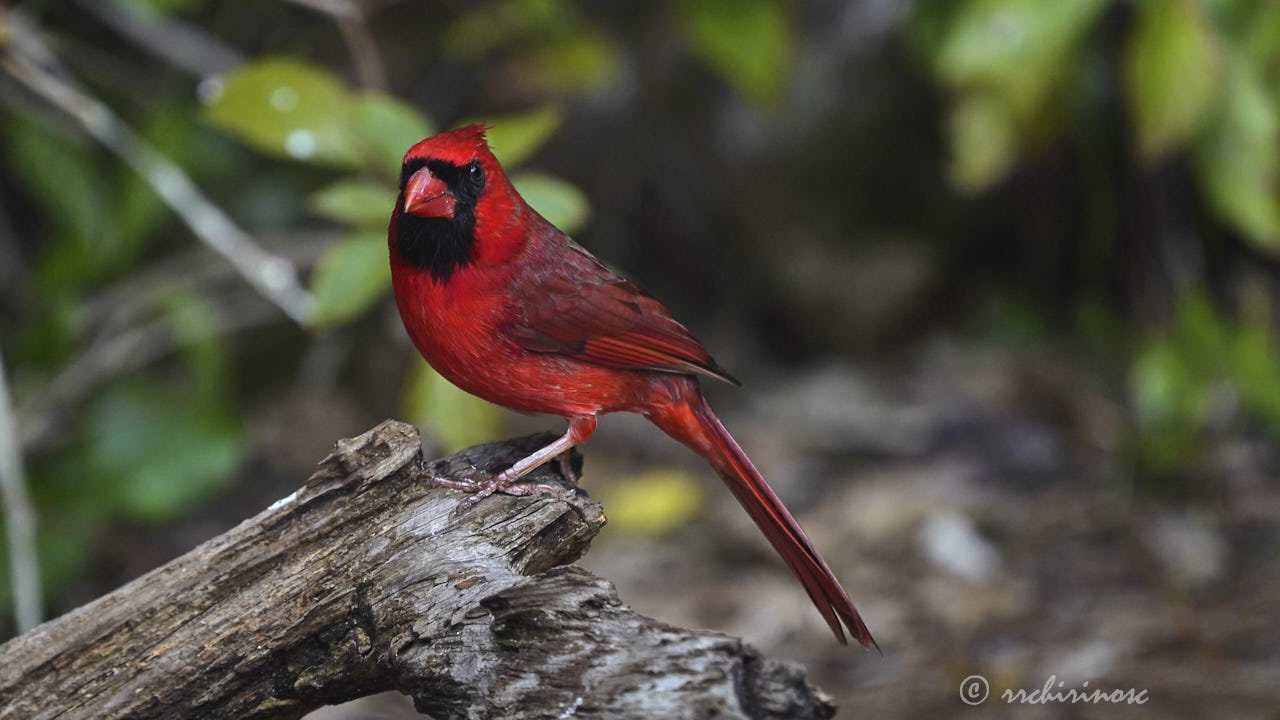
[388, 125, 875, 648]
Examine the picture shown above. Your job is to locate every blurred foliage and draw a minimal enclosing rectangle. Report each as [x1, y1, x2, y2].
[472, 106, 562, 167]
[207, 57, 372, 167]
[679, 0, 793, 107]
[115, 0, 208, 19]
[444, 0, 622, 95]
[2, 0, 1280, 624]
[914, 0, 1280, 249]
[401, 358, 505, 453]
[919, 0, 1111, 189]
[914, 0, 1280, 482]
[1131, 286, 1280, 476]
[0, 0, 807, 618]
[0, 2, 614, 613]
[78, 380, 244, 522]
[596, 470, 703, 534]
[1125, 0, 1222, 159]
[307, 232, 387, 329]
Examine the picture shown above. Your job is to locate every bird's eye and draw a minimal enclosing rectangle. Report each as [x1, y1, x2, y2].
[468, 163, 484, 185]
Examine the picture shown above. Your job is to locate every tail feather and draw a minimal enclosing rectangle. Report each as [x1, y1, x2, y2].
[649, 395, 877, 649]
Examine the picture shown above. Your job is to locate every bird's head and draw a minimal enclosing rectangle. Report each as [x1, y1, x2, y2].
[392, 124, 523, 281]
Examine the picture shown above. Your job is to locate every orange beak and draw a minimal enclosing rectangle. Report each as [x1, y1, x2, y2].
[403, 167, 456, 219]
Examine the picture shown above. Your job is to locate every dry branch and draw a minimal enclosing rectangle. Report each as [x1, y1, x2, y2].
[0, 421, 838, 720]
[0, 345, 40, 632]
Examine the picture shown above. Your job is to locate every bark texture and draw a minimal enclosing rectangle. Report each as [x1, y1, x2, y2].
[0, 421, 838, 719]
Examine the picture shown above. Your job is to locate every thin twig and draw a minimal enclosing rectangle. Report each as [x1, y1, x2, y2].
[9, 233, 330, 455]
[17, 291, 284, 455]
[0, 345, 41, 634]
[284, 0, 388, 90]
[76, 231, 331, 335]
[0, 12, 315, 326]
[73, 0, 244, 77]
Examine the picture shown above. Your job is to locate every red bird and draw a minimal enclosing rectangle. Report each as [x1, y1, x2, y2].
[388, 125, 875, 648]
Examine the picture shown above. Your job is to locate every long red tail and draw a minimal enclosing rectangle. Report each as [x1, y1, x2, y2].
[648, 392, 876, 648]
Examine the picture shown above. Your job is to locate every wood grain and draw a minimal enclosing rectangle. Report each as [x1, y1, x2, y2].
[0, 421, 837, 719]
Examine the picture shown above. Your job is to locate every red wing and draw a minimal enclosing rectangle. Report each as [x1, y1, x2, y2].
[500, 266, 740, 386]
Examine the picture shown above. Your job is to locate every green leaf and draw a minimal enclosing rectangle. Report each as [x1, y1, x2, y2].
[948, 92, 1018, 191]
[511, 172, 590, 234]
[308, 232, 391, 329]
[1130, 339, 1203, 473]
[114, 0, 207, 19]
[308, 180, 396, 229]
[680, 0, 793, 107]
[442, 0, 616, 96]
[1131, 342, 1197, 431]
[937, 0, 1109, 100]
[927, 0, 1109, 190]
[0, 528, 90, 615]
[469, 105, 561, 167]
[1193, 55, 1280, 251]
[6, 113, 168, 288]
[402, 359, 506, 453]
[16, 290, 81, 366]
[33, 528, 91, 604]
[1174, 288, 1230, 372]
[5, 117, 114, 262]
[1126, 286, 1278, 476]
[597, 470, 703, 533]
[351, 92, 434, 176]
[1229, 316, 1280, 430]
[1239, 0, 1280, 65]
[204, 57, 361, 167]
[443, 0, 578, 60]
[1126, 0, 1223, 159]
[526, 29, 622, 94]
[160, 290, 227, 396]
[84, 382, 244, 523]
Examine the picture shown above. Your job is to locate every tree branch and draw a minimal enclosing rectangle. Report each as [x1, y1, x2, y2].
[283, 0, 388, 90]
[72, 0, 245, 78]
[0, 345, 41, 633]
[0, 421, 838, 720]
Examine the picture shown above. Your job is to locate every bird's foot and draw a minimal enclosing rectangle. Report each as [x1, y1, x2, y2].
[445, 468, 561, 517]
[556, 450, 579, 485]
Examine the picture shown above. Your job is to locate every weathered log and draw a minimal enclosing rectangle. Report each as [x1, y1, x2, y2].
[0, 420, 838, 719]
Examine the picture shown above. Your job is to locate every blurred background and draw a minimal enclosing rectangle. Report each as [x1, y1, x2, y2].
[1, 0, 1278, 717]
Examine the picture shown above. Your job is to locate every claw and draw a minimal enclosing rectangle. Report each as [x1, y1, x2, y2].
[450, 472, 560, 516]
[439, 416, 596, 517]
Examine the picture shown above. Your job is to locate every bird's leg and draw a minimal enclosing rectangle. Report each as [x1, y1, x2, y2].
[556, 450, 579, 485]
[452, 415, 596, 516]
